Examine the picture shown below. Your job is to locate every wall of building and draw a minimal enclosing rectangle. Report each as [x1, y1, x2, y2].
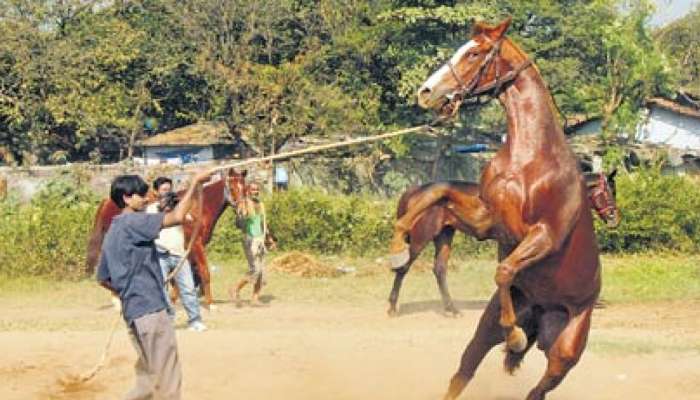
[636, 106, 700, 150]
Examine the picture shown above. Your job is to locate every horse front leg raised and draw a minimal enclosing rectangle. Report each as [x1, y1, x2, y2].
[496, 223, 555, 352]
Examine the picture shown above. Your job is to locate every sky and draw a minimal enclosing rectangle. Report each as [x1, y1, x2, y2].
[651, 0, 700, 26]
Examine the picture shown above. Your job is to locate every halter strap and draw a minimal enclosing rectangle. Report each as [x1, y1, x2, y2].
[446, 38, 532, 100]
[589, 173, 615, 217]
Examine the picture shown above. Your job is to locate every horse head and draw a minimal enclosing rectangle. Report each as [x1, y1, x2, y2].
[586, 169, 621, 228]
[417, 17, 530, 117]
[223, 168, 247, 209]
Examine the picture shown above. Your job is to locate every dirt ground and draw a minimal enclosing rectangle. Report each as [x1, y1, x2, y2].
[1, 293, 699, 400]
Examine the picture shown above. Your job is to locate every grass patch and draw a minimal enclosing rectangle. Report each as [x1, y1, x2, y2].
[587, 336, 700, 355]
[1, 253, 698, 308]
[600, 253, 700, 304]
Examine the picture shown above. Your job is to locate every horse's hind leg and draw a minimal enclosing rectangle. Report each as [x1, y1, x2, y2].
[526, 306, 593, 400]
[445, 290, 534, 400]
[388, 232, 429, 317]
[433, 227, 459, 316]
[190, 242, 215, 310]
[444, 292, 504, 400]
[387, 262, 412, 317]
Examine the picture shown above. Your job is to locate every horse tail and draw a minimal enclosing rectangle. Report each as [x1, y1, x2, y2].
[503, 308, 539, 374]
[503, 348, 528, 375]
[396, 185, 423, 219]
[86, 198, 118, 274]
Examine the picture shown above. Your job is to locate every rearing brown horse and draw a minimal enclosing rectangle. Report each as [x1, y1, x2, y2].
[86, 169, 248, 309]
[414, 18, 602, 400]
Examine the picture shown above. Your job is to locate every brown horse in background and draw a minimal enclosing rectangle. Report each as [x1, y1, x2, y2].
[387, 170, 619, 317]
[86, 169, 248, 309]
[415, 18, 603, 400]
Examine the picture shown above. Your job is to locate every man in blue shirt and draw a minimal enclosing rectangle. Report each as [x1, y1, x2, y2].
[97, 170, 211, 400]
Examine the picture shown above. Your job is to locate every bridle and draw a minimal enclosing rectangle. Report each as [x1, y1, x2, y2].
[222, 170, 246, 208]
[589, 172, 617, 220]
[445, 37, 532, 111]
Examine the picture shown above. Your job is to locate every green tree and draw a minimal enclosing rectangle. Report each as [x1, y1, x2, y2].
[655, 5, 700, 99]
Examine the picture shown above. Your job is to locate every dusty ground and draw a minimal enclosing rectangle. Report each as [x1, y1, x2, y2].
[1, 291, 699, 400]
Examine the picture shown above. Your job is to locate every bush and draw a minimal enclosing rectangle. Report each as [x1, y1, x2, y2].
[0, 180, 100, 279]
[208, 188, 393, 257]
[208, 187, 494, 258]
[596, 167, 700, 252]
[4, 168, 700, 280]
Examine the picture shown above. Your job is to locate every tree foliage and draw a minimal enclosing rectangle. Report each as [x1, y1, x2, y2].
[0, 0, 679, 168]
[655, 5, 700, 98]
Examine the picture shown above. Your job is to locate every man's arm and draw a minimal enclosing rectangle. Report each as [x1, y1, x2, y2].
[162, 170, 213, 228]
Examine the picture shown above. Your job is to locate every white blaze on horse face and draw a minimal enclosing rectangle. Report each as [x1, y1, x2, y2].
[423, 40, 479, 91]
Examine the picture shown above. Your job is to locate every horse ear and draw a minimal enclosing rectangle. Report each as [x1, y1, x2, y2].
[491, 16, 512, 39]
[472, 21, 490, 36]
[608, 168, 618, 180]
[242, 169, 248, 178]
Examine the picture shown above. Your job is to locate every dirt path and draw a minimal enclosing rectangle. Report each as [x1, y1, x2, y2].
[1, 298, 699, 400]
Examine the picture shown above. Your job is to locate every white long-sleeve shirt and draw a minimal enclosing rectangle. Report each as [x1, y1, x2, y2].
[146, 203, 186, 257]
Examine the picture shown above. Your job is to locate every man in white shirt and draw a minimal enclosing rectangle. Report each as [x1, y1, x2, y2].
[148, 176, 207, 332]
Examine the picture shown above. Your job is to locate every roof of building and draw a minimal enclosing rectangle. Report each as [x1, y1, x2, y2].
[646, 97, 700, 120]
[139, 122, 236, 147]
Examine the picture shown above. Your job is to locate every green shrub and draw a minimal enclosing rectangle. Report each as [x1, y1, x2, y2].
[0, 180, 100, 279]
[4, 168, 700, 280]
[263, 188, 394, 255]
[208, 187, 495, 258]
[595, 167, 700, 252]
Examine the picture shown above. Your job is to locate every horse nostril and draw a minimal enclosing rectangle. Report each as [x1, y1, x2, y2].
[417, 86, 433, 107]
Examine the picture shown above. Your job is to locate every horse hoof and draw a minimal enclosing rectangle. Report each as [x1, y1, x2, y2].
[445, 308, 462, 318]
[387, 306, 399, 317]
[206, 304, 218, 312]
[506, 326, 528, 353]
[389, 249, 410, 269]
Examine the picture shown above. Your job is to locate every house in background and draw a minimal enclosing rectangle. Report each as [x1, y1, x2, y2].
[136, 122, 255, 165]
[566, 96, 700, 174]
[636, 97, 700, 150]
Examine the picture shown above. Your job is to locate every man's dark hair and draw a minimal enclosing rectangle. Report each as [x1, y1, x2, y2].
[110, 175, 149, 209]
[153, 176, 173, 191]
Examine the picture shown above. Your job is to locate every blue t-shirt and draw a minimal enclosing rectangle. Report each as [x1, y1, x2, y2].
[96, 212, 168, 324]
